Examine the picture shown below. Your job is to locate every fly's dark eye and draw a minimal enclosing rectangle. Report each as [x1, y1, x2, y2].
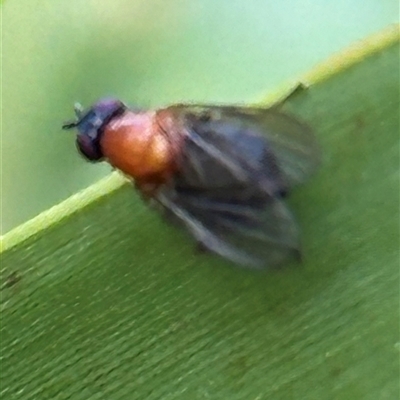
[63, 98, 126, 162]
[76, 134, 103, 161]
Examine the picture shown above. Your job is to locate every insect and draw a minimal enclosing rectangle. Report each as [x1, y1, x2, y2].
[63, 98, 320, 268]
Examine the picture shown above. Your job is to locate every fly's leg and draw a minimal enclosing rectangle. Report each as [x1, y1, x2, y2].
[272, 83, 308, 109]
[292, 248, 303, 263]
[135, 180, 160, 202]
[195, 241, 210, 254]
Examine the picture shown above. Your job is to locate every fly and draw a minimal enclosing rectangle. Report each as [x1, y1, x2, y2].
[63, 98, 320, 268]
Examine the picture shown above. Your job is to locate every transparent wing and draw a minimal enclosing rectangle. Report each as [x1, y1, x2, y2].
[245, 107, 321, 188]
[168, 104, 321, 193]
[153, 104, 318, 268]
[156, 188, 300, 269]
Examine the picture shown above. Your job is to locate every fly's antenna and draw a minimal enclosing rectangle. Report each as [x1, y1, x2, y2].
[62, 120, 78, 130]
[62, 102, 84, 130]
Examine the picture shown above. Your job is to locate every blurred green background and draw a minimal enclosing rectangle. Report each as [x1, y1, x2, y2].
[2, 0, 399, 234]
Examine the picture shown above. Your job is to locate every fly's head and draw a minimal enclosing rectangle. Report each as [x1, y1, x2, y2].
[62, 98, 126, 161]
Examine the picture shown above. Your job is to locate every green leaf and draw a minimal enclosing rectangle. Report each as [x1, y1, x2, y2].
[1, 26, 399, 400]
